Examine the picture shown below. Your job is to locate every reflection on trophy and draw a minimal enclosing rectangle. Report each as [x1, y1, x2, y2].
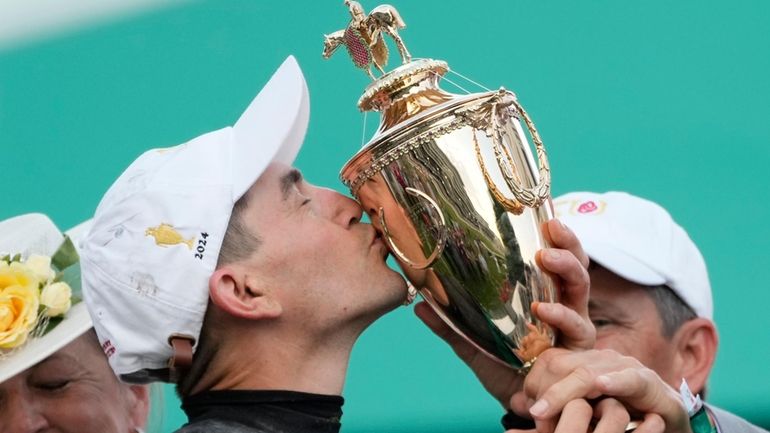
[325, 1, 556, 371]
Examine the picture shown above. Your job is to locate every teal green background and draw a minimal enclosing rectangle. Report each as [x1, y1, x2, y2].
[1, 1, 768, 431]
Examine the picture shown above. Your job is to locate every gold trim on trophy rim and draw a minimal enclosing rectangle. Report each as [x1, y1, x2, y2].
[342, 116, 465, 194]
[358, 58, 449, 111]
[341, 91, 495, 194]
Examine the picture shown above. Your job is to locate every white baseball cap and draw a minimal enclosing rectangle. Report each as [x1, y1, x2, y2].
[0, 214, 93, 384]
[81, 56, 309, 382]
[553, 191, 712, 320]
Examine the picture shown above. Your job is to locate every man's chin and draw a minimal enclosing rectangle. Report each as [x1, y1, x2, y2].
[388, 275, 412, 308]
[392, 273, 409, 291]
[351, 280, 410, 331]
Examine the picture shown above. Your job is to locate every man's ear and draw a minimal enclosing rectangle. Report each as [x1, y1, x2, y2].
[672, 318, 718, 394]
[209, 267, 282, 320]
[125, 384, 150, 430]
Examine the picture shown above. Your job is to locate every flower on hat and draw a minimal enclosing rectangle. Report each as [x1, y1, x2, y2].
[40, 282, 72, 317]
[0, 251, 74, 351]
[0, 261, 41, 349]
[25, 254, 56, 283]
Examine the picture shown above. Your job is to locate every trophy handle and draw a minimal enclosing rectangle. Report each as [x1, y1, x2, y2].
[473, 91, 551, 214]
[379, 187, 447, 269]
[474, 132, 526, 215]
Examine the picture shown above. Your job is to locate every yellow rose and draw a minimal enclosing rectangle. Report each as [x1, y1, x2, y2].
[24, 254, 55, 283]
[0, 262, 41, 349]
[40, 282, 72, 317]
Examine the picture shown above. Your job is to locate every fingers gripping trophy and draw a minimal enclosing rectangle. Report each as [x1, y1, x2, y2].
[324, 1, 555, 372]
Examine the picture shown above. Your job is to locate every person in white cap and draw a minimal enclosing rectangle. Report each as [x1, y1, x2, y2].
[79, 56, 609, 433]
[0, 214, 150, 433]
[418, 192, 770, 433]
[500, 192, 766, 433]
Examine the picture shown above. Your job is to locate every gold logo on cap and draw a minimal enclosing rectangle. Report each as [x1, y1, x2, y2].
[145, 223, 195, 250]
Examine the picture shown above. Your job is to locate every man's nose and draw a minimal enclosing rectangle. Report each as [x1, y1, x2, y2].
[326, 189, 364, 227]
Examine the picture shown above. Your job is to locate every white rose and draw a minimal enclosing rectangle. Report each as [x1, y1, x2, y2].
[40, 282, 72, 317]
[25, 254, 55, 283]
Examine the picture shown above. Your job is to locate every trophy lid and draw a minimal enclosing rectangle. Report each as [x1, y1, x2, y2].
[358, 58, 448, 112]
[322, 1, 458, 140]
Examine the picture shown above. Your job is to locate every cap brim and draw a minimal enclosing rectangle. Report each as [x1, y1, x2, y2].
[231, 55, 309, 201]
[0, 216, 93, 383]
[583, 240, 667, 286]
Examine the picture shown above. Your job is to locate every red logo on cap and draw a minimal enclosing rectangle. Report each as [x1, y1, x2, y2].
[577, 201, 598, 213]
[102, 340, 116, 358]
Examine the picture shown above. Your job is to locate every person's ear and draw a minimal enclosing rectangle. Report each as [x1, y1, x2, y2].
[125, 384, 150, 430]
[672, 318, 718, 394]
[209, 267, 282, 319]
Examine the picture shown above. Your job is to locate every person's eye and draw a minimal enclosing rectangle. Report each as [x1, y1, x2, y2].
[301, 198, 311, 206]
[591, 317, 613, 328]
[35, 379, 70, 391]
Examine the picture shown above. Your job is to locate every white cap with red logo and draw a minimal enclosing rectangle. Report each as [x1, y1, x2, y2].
[553, 191, 713, 320]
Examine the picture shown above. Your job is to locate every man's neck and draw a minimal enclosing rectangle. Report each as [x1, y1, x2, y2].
[192, 327, 356, 396]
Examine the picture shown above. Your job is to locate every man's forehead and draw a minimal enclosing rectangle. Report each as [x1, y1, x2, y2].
[589, 274, 657, 318]
[588, 296, 626, 314]
[260, 162, 295, 181]
[246, 163, 300, 197]
[22, 349, 85, 379]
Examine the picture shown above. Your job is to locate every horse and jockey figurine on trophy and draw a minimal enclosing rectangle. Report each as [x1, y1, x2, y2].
[323, 0, 412, 79]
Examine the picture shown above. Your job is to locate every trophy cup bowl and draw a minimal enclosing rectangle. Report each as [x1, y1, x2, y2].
[327, 2, 557, 370]
[341, 61, 556, 370]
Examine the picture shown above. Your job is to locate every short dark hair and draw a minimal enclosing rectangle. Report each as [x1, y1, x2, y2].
[646, 284, 697, 338]
[176, 194, 260, 398]
[217, 195, 261, 267]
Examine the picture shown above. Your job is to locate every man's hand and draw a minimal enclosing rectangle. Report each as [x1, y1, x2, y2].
[506, 397, 658, 433]
[414, 219, 595, 409]
[534, 219, 594, 351]
[519, 348, 691, 433]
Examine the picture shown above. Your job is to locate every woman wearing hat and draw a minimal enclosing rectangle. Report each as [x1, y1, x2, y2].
[0, 214, 150, 433]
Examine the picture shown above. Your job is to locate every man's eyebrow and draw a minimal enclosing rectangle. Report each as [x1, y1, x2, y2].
[280, 168, 303, 201]
[588, 298, 626, 318]
[588, 299, 601, 312]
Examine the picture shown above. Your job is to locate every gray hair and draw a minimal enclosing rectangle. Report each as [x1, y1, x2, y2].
[647, 284, 697, 338]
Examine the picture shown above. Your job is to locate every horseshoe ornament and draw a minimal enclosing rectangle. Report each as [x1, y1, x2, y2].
[378, 187, 447, 269]
[465, 89, 551, 214]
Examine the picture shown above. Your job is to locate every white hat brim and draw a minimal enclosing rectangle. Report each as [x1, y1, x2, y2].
[583, 240, 667, 287]
[0, 302, 92, 383]
[231, 55, 309, 201]
[0, 216, 93, 384]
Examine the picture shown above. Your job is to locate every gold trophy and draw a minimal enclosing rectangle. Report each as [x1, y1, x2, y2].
[325, 1, 555, 371]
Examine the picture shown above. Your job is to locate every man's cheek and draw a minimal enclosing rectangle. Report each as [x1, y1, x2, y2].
[593, 333, 620, 351]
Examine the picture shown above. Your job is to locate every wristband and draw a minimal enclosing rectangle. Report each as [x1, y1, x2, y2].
[689, 406, 718, 433]
[501, 411, 535, 430]
[680, 379, 717, 433]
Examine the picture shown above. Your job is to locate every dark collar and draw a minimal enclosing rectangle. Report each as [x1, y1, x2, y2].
[182, 389, 344, 433]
